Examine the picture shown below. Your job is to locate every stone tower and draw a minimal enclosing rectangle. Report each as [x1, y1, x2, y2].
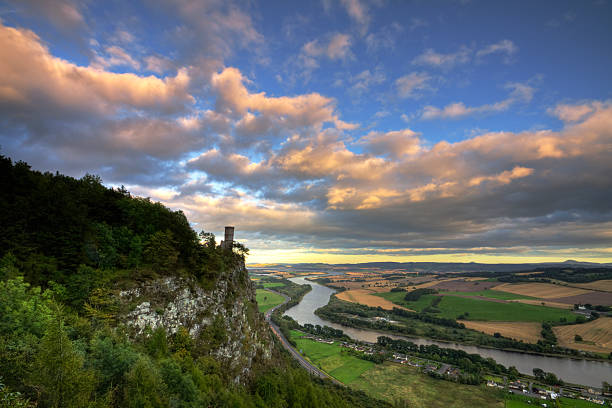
[223, 226, 234, 249]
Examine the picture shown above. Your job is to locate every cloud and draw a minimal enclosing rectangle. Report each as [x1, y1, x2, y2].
[476, 39, 518, 61]
[211, 66, 350, 132]
[413, 40, 518, 69]
[358, 129, 421, 158]
[412, 46, 471, 68]
[349, 68, 386, 94]
[421, 82, 534, 119]
[303, 33, 352, 61]
[395, 72, 431, 98]
[548, 102, 597, 122]
[6, 0, 86, 31]
[92, 45, 141, 70]
[339, 0, 370, 33]
[0, 23, 194, 115]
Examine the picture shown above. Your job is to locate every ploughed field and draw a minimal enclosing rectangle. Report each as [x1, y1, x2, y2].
[553, 317, 612, 353]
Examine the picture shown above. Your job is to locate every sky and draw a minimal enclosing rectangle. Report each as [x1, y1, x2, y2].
[1, 0, 612, 264]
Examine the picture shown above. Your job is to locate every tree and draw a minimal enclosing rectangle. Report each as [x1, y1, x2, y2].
[30, 309, 95, 408]
[144, 230, 179, 273]
[575, 334, 583, 342]
[233, 242, 249, 257]
[123, 356, 168, 408]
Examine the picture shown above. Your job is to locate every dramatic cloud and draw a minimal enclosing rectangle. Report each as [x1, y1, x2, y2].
[211, 66, 353, 135]
[0, 23, 194, 115]
[1, 4, 610, 263]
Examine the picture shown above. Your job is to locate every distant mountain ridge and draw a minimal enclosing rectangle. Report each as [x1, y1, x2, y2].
[249, 260, 612, 274]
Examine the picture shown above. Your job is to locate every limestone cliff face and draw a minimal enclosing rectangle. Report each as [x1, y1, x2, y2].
[117, 262, 272, 384]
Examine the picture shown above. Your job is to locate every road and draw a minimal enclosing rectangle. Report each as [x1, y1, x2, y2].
[263, 289, 342, 385]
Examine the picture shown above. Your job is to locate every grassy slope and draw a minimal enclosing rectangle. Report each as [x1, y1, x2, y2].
[350, 362, 504, 408]
[290, 332, 504, 407]
[293, 335, 374, 384]
[255, 289, 285, 313]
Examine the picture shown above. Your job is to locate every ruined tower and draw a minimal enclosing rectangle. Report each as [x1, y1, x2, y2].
[222, 226, 234, 249]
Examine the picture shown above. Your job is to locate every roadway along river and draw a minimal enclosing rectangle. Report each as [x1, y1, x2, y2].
[284, 276, 612, 388]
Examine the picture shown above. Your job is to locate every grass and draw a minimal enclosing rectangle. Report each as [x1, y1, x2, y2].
[263, 282, 285, 288]
[445, 289, 535, 300]
[350, 362, 505, 408]
[377, 291, 577, 323]
[292, 335, 374, 384]
[255, 289, 285, 313]
[436, 296, 578, 322]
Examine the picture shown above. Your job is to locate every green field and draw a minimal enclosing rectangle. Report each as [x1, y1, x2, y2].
[376, 291, 577, 322]
[293, 335, 374, 384]
[445, 289, 534, 300]
[263, 282, 285, 288]
[436, 296, 577, 322]
[290, 332, 507, 407]
[255, 289, 285, 313]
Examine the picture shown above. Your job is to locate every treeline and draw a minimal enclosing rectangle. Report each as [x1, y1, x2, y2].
[0, 155, 244, 308]
[378, 336, 508, 376]
[404, 288, 437, 301]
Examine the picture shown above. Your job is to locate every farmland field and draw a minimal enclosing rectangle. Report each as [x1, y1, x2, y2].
[492, 283, 590, 299]
[376, 291, 578, 322]
[444, 289, 534, 300]
[262, 282, 285, 288]
[255, 289, 285, 313]
[553, 317, 612, 353]
[570, 279, 612, 293]
[374, 291, 436, 311]
[436, 296, 578, 322]
[459, 321, 542, 343]
[337, 289, 414, 310]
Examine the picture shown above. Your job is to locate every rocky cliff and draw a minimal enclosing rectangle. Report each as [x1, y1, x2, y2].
[117, 262, 272, 384]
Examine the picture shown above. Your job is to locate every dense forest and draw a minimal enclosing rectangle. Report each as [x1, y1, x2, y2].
[0, 156, 390, 408]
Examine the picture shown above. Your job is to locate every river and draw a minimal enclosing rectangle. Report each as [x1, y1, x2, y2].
[284, 277, 612, 388]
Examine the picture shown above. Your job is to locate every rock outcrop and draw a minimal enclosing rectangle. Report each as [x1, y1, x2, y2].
[118, 262, 272, 384]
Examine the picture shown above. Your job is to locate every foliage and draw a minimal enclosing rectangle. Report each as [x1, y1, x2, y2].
[30, 311, 96, 407]
[404, 288, 437, 301]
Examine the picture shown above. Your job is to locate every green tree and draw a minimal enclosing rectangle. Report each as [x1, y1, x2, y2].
[30, 310, 95, 407]
[123, 356, 168, 408]
[144, 231, 179, 273]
